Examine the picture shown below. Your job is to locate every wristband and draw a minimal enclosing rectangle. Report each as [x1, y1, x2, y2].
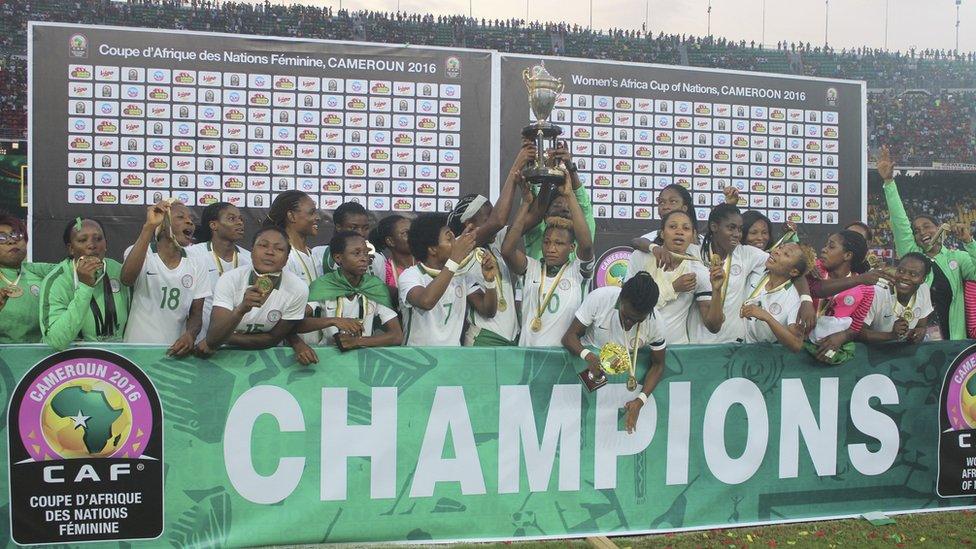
[800, 295, 813, 304]
[579, 349, 593, 361]
[482, 278, 497, 290]
[637, 392, 648, 404]
[444, 259, 460, 273]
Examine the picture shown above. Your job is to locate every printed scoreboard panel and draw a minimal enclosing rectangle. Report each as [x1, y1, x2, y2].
[30, 23, 492, 260]
[499, 54, 865, 247]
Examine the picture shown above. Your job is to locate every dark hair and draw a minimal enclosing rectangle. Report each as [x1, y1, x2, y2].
[251, 225, 291, 253]
[653, 209, 695, 245]
[741, 210, 774, 251]
[329, 230, 365, 259]
[369, 214, 407, 252]
[912, 214, 941, 229]
[447, 193, 484, 236]
[620, 271, 660, 315]
[334, 201, 368, 228]
[845, 221, 874, 243]
[61, 218, 106, 247]
[900, 251, 933, 277]
[264, 190, 310, 230]
[0, 211, 28, 244]
[408, 213, 447, 263]
[660, 184, 697, 228]
[194, 201, 234, 243]
[836, 229, 870, 274]
[700, 203, 741, 263]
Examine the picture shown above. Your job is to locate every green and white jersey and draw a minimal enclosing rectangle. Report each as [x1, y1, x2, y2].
[317, 296, 398, 344]
[187, 242, 252, 343]
[286, 247, 323, 345]
[466, 229, 519, 344]
[576, 286, 667, 351]
[865, 282, 933, 332]
[0, 262, 58, 343]
[655, 261, 712, 345]
[211, 266, 308, 335]
[689, 244, 768, 344]
[123, 244, 212, 344]
[518, 256, 593, 347]
[311, 245, 338, 275]
[742, 278, 802, 344]
[398, 265, 479, 346]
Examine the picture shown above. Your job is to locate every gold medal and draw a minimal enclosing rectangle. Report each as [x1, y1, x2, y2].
[531, 317, 542, 332]
[5, 285, 23, 298]
[901, 308, 914, 322]
[255, 275, 274, 295]
[626, 375, 638, 392]
[498, 298, 508, 312]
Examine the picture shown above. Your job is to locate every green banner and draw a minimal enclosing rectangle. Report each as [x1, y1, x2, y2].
[1, 342, 975, 546]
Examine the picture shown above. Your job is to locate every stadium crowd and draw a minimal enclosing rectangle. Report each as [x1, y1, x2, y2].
[1, 1, 976, 162]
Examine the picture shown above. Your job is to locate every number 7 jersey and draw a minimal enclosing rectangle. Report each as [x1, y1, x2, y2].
[123, 245, 212, 345]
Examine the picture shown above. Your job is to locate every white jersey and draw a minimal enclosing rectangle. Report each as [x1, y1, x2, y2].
[316, 296, 398, 344]
[689, 244, 769, 344]
[654, 261, 712, 345]
[466, 229, 519, 344]
[865, 282, 933, 332]
[518, 256, 594, 347]
[187, 242, 252, 343]
[742, 277, 803, 344]
[576, 286, 667, 351]
[123, 245, 212, 344]
[399, 265, 479, 346]
[211, 266, 308, 335]
[640, 230, 703, 258]
[286, 247, 323, 344]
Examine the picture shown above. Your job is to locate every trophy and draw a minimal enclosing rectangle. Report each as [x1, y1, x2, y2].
[521, 62, 566, 188]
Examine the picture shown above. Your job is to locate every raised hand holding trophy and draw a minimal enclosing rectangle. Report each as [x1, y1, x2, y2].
[522, 62, 566, 191]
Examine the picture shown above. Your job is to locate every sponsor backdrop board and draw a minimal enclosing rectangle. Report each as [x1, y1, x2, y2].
[499, 54, 865, 285]
[29, 22, 492, 260]
[1, 342, 974, 545]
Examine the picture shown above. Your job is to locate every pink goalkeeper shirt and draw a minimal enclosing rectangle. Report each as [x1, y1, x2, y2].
[808, 260, 875, 333]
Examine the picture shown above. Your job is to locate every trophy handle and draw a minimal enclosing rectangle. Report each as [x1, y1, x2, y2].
[522, 68, 532, 87]
[556, 79, 565, 96]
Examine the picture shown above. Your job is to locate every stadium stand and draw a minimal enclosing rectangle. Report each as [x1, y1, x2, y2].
[1, 1, 976, 165]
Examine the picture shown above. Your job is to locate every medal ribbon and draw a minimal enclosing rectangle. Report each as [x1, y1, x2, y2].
[746, 273, 794, 303]
[293, 249, 315, 283]
[336, 293, 368, 322]
[535, 261, 568, 326]
[894, 290, 918, 322]
[0, 268, 22, 290]
[208, 241, 238, 276]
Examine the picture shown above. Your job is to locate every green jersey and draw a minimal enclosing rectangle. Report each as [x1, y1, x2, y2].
[0, 262, 58, 343]
[39, 258, 131, 350]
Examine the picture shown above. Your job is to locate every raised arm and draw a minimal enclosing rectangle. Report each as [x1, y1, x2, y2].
[39, 271, 91, 351]
[478, 143, 534, 245]
[501, 200, 533, 276]
[406, 227, 476, 311]
[697, 265, 726, 333]
[878, 146, 920, 257]
[562, 170, 593, 261]
[121, 202, 168, 286]
[466, 252, 499, 317]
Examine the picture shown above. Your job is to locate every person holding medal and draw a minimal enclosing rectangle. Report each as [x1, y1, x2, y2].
[121, 199, 211, 356]
[39, 218, 130, 350]
[305, 231, 402, 349]
[399, 213, 496, 346]
[502, 165, 594, 347]
[446, 144, 526, 346]
[879, 145, 976, 340]
[187, 202, 252, 342]
[0, 212, 58, 343]
[740, 242, 818, 351]
[626, 209, 726, 344]
[199, 227, 309, 355]
[859, 252, 934, 344]
[561, 272, 667, 433]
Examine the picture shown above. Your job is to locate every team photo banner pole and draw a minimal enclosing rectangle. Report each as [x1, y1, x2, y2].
[2, 342, 974, 546]
[29, 22, 493, 260]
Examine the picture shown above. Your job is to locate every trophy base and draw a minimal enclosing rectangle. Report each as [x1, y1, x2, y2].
[522, 166, 566, 187]
[578, 368, 608, 392]
[521, 122, 563, 139]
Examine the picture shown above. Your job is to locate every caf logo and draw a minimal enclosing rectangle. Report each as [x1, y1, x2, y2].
[826, 87, 838, 106]
[8, 349, 163, 543]
[68, 34, 88, 58]
[445, 56, 461, 78]
[938, 344, 976, 497]
[593, 246, 633, 290]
